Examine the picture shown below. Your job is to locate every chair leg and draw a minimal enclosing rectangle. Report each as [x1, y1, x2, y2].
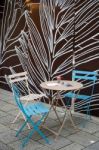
[29, 118, 50, 144]
[12, 111, 21, 123]
[22, 118, 50, 147]
[55, 110, 67, 140]
[35, 126, 49, 144]
[22, 113, 31, 129]
[87, 103, 91, 120]
[12, 111, 31, 129]
[68, 110, 77, 129]
[22, 128, 36, 147]
[16, 120, 28, 137]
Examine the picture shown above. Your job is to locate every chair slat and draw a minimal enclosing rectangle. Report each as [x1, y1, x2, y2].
[73, 70, 97, 75]
[9, 76, 28, 83]
[8, 71, 27, 78]
[64, 92, 91, 100]
[74, 75, 97, 81]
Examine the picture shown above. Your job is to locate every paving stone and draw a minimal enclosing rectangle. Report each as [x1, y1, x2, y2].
[44, 117, 59, 128]
[0, 101, 8, 107]
[9, 119, 28, 131]
[0, 115, 16, 125]
[39, 135, 72, 149]
[72, 115, 87, 125]
[48, 109, 65, 120]
[67, 131, 99, 147]
[83, 141, 99, 150]
[93, 131, 99, 138]
[0, 94, 13, 102]
[9, 139, 44, 150]
[0, 96, 15, 106]
[0, 103, 17, 112]
[0, 110, 8, 117]
[36, 145, 54, 150]
[0, 124, 10, 133]
[4, 99, 16, 105]
[0, 130, 18, 144]
[60, 143, 84, 150]
[0, 141, 14, 150]
[55, 116, 79, 130]
[0, 89, 12, 95]
[7, 109, 20, 117]
[78, 122, 99, 134]
[52, 126, 77, 137]
[89, 117, 99, 125]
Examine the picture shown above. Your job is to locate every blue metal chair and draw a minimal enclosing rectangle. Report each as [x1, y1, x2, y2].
[8, 71, 47, 127]
[12, 85, 50, 147]
[64, 70, 97, 118]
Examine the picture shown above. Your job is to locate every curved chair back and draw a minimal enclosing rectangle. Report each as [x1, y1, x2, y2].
[72, 70, 97, 95]
[8, 71, 31, 96]
[72, 70, 97, 81]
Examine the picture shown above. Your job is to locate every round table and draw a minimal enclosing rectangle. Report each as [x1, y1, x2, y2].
[40, 80, 83, 91]
[40, 80, 83, 139]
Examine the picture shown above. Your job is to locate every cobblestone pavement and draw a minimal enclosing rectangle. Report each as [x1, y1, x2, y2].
[0, 89, 99, 150]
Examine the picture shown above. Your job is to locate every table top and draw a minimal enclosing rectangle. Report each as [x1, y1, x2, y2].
[40, 80, 83, 91]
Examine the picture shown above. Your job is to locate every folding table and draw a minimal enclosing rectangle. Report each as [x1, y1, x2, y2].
[40, 80, 83, 139]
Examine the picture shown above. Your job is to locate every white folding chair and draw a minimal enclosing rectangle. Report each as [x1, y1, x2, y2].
[8, 71, 47, 128]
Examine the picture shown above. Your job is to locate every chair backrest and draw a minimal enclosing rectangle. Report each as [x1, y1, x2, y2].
[72, 70, 97, 95]
[8, 71, 31, 96]
[72, 70, 97, 81]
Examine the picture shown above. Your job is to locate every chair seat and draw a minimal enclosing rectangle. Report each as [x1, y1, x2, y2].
[20, 93, 47, 101]
[24, 102, 49, 117]
[64, 92, 91, 100]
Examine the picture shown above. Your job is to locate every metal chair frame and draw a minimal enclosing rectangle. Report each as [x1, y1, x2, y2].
[8, 71, 46, 127]
[64, 70, 97, 118]
[12, 85, 50, 147]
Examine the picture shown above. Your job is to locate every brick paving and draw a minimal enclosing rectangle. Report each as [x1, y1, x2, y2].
[0, 89, 99, 150]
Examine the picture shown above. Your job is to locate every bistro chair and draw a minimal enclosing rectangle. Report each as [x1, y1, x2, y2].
[12, 85, 50, 147]
[8, 71, 47, 126]
[64, 70, 97, 119]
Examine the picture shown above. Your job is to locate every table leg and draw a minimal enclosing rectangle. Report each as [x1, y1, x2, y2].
[42, 91, 78, 140]
[71, 89, 80, 113]
[57, 92, 77, 132]
[55, 110, 67, 140]
[42, 97, 62, 125]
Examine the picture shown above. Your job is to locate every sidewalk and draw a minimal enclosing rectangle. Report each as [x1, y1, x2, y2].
[0, 89, 99, 150]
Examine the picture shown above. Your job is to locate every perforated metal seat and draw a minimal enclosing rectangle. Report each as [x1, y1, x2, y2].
[24, 102, 49, 117]
[64, 92, 91, 100]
